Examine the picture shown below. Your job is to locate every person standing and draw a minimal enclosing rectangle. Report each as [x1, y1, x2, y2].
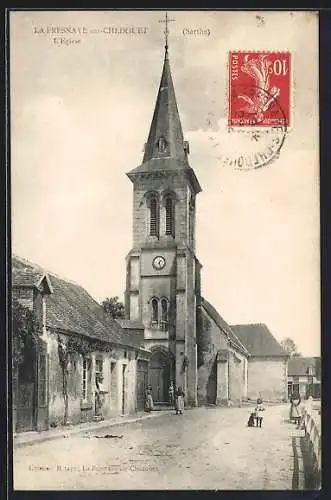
[168, 381, 175, 406]
[95, 375, 107, 420]
[175, 386, 185, 415]
[254, 398, 265, 427]
[145, 385, 154, 413]
[291, 392, 302, 427]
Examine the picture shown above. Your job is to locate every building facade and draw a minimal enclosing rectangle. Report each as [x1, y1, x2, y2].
[12, 257, 150, 433]
[231, 324, 289, 402]
[287, 357, 321, 399]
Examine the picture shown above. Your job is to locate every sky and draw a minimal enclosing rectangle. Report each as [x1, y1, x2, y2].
[10, 10, 320, 356]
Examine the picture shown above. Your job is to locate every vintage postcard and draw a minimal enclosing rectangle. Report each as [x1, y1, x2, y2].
[10, 10, 321, 490]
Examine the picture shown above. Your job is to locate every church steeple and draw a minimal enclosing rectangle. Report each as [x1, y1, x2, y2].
[127, 14, 201, 194]
[142, 48, 186, 163]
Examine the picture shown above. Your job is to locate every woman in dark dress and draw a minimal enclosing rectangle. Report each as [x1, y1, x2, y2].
[145, 385, 154, 412]
[175, 386, 185, 415]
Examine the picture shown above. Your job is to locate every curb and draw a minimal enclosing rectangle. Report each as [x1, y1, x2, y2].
[13, 410, 173, 449]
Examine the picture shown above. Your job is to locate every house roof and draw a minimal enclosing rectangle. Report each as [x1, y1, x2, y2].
[12, 268, 53, 294]
[288, 356, 320, 376]
[12, 256, 144, 350]
[116, 318, 145, 330]
[200, 298, 250, 356]
[230, 324, 288, 358]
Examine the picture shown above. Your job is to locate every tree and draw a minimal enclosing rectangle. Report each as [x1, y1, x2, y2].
[12, 298, 41, 367]
[280, 337, 301, 357]
[101, 296, 125, 319]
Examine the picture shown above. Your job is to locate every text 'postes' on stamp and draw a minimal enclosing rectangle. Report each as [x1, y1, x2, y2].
[228, 51, 291, 128]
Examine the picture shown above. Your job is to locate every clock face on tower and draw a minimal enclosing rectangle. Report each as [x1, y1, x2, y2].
[152, 255, 166, 270]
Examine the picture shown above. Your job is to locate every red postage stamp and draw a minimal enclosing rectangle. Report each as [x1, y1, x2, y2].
[228, 51, 291, 127]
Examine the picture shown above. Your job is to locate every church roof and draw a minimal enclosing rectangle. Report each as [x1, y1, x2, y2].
[127, 49, 202, 194]
[200, 298, 250, 356]
[231, 324, 288, 358]
[12, 256, 145, 350]
[143, 51, 185, 163]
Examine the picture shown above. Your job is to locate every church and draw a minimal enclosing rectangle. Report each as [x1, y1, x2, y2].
[124, 32, 289, 406]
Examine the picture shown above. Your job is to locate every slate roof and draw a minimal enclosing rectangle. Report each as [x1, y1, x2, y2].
[12, 256, 144, 350]
[231, 324, 288, 358]
[12, 268, 53, 293]
[126, 50, 202, 194]
[200, 298, 250, 356]
[288, 357, 320, 377]
[116, 319, 145, 330]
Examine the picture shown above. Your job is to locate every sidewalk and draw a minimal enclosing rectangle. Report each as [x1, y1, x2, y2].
[13, 409, 173, 449]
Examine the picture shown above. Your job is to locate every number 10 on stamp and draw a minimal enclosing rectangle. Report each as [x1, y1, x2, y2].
[228, 51, 291, 128]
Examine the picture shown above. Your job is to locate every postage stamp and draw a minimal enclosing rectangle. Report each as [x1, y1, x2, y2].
[228, 51, 291, 127]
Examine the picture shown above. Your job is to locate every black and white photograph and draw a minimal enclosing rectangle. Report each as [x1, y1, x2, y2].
[10, 9, 321, 491]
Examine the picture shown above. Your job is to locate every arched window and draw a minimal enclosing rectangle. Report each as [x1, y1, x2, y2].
[160, 298, 168, 330]
[149, 195, 159, 237]
[151, 298, 159, 324]
[165, 195, 175, 237]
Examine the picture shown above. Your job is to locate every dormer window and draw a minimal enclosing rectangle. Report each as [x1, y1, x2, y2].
[184, 140, 190, 155]
[157, 137, 167, 153]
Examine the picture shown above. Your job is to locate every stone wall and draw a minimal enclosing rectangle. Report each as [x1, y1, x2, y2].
[196, 305, 228, 404]
[44, 331, 142, 428]
[247, 357, 288, 402]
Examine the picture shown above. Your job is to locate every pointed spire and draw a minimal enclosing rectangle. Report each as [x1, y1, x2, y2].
[143, 49, 186, 163]
[127, 13, 202, 194]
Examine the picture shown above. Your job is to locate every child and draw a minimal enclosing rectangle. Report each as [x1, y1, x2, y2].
[255, 398, 265, 427]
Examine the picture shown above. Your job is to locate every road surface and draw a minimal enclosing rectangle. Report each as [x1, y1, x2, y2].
[14, 404, 298, 490]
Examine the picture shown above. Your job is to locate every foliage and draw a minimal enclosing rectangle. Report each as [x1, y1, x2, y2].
[280, 337, 301, 357]
[101, 296, 125, 319]
[315, 357, 321, 380]
[57, 333, 112, 425]
[12, 298, 41, 366]
[66, 335, 113, 356]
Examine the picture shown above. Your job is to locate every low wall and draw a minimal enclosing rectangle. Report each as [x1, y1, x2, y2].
[301, 401, 321, 488]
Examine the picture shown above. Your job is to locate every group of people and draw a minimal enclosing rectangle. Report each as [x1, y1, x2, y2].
[144, 381, 185, 415]
[246, 392, 304, 429]
[169, 382, 185, 415]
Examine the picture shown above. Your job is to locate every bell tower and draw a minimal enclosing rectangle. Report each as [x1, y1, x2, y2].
[125, 14, 202, 406]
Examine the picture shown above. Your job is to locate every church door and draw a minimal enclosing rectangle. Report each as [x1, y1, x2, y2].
[149, 350, 170, 403]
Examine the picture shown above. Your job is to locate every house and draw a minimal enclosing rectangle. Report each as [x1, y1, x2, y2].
[287, 357, 321, 399]
[12, 256, 150, 433]
[231, 324, 289, 402]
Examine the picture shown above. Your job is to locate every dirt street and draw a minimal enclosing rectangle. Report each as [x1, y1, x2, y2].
[14, 404, 297, 490]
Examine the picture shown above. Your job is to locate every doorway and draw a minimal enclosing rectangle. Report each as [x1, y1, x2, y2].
[149, 350, 171, 403]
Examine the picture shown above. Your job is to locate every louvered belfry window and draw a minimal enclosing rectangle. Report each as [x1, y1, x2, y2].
[165, 195, 174, 237]
[151, 298, 158, 323]
[150, 196, 158, 236]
